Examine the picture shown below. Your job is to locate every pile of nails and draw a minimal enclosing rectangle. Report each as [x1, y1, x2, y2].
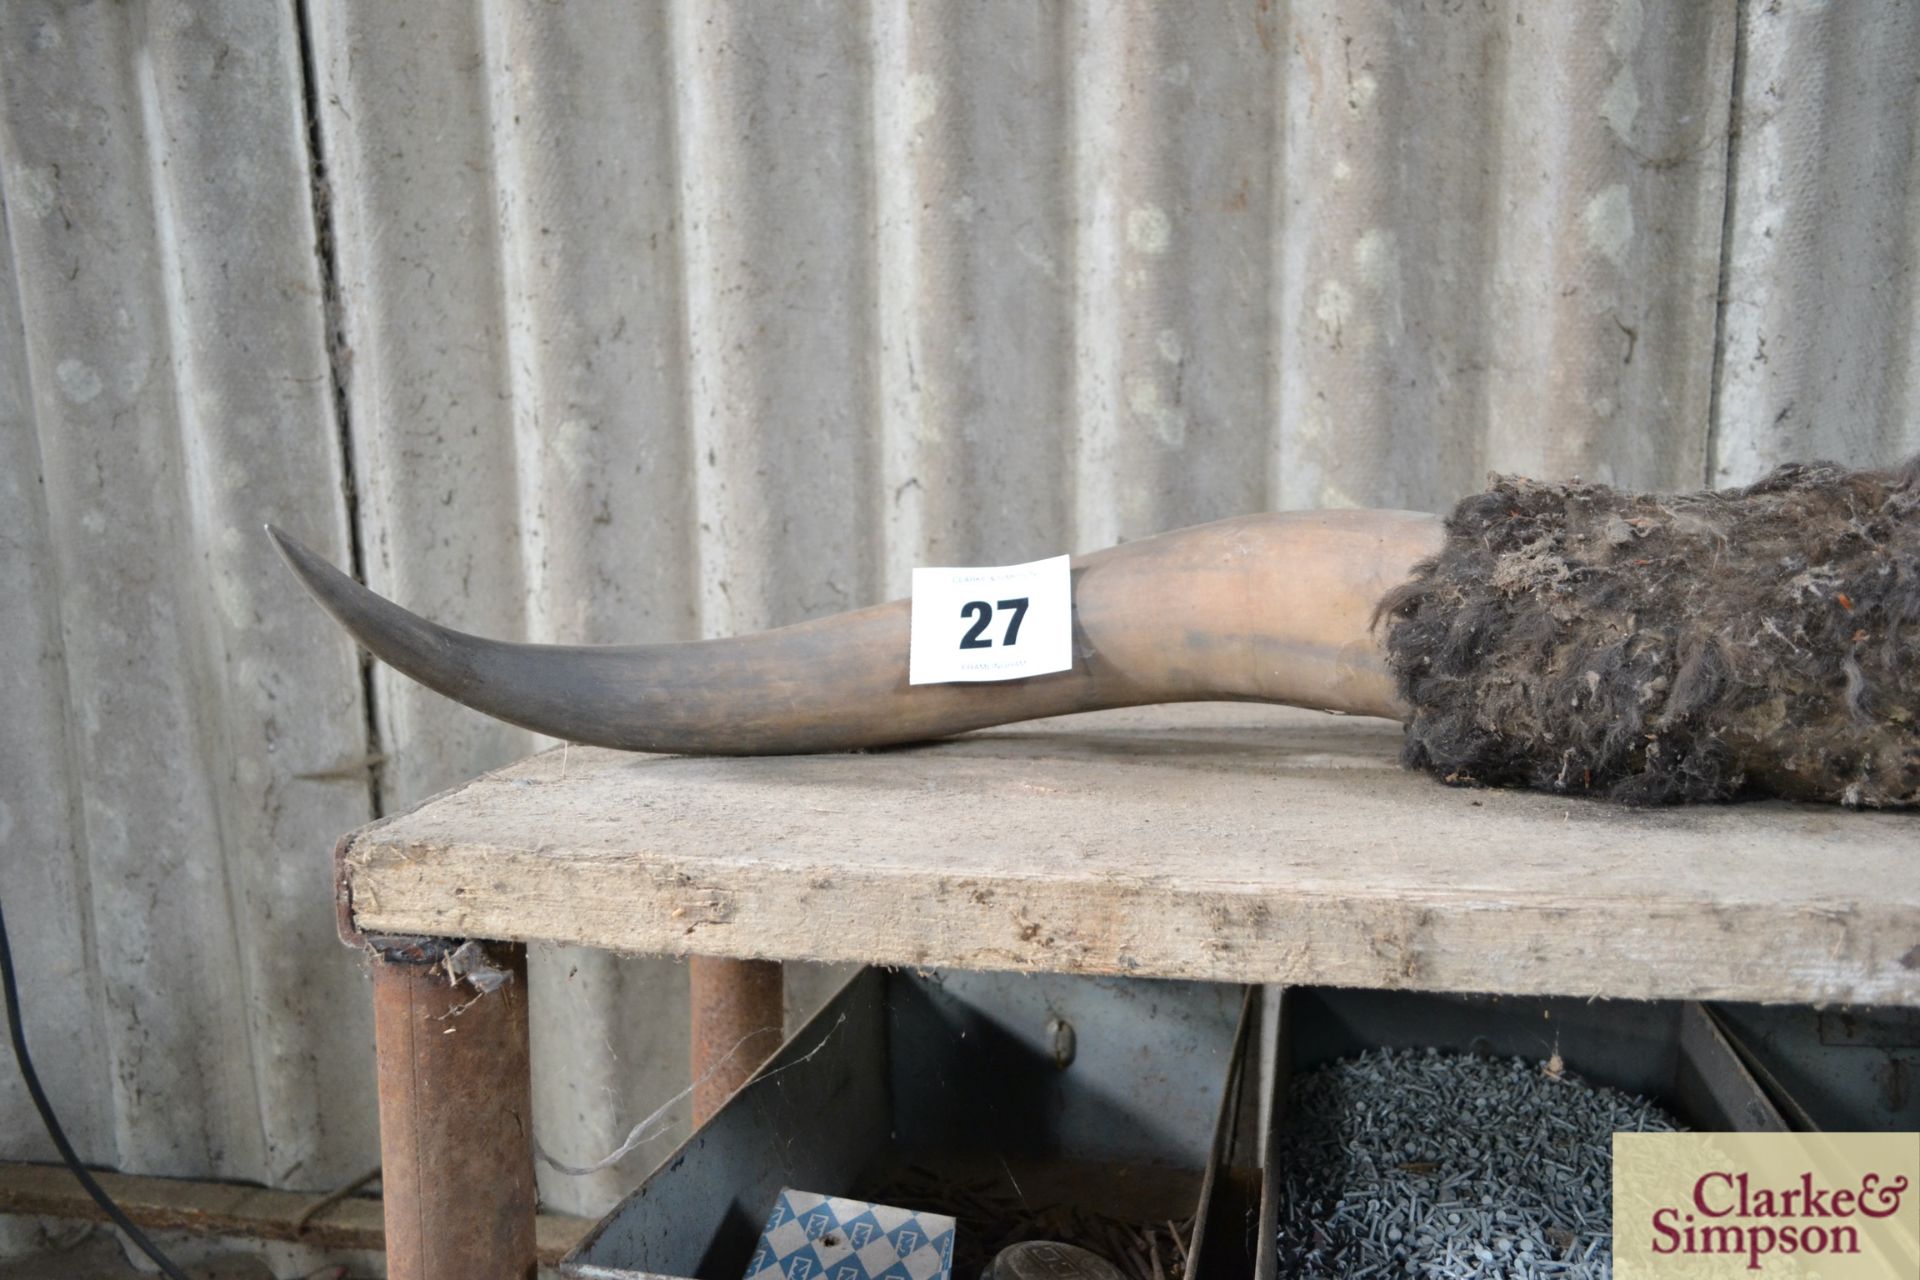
[1273, 1047, 1678, 1278]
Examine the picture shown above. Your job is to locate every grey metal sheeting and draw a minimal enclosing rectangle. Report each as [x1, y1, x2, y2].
[1, 0, 1916, 1242]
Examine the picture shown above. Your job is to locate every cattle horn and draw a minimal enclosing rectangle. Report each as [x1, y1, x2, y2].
[266, 511, 1444, 755]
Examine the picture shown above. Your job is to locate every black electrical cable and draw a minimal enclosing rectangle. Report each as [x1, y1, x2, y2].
[0, 896, 191, 1280]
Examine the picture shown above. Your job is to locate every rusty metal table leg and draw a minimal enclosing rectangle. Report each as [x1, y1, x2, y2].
[371, 939, 535, 1280]
[689, 957, 784, 1124]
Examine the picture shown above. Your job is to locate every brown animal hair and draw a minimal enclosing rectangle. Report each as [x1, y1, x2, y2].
[1377, 458, 1920, 806]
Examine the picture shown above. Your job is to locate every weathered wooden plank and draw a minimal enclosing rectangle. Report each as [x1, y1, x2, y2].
[340, 705, 1920, 1007]
[0, 1161, 589, 1265]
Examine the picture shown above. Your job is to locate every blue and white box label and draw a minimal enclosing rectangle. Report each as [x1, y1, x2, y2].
[744, 1188, 956, 1280]
[909, 554, 1072, 685]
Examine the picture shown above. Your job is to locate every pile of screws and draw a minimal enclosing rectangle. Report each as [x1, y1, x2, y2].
[1274, 1048, 1679, 1277]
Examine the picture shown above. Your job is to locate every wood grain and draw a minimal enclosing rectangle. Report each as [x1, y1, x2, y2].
[0, 1161, 589, 1264]
[339, 705, 1920, 1006]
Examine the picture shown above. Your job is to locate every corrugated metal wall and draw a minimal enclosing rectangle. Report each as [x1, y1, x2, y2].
[3, 0, 1917, 1252]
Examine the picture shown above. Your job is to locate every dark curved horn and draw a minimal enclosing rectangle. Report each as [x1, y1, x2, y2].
[267, 511, 1443, 754]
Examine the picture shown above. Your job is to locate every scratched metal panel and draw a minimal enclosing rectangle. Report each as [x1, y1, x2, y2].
[5, 0, 1920, 1256]
[1278, 1, 1738, 507]
[873, 4, 1076, 590]
[1712, 0, 1920, 484]
[0, 0, 375, 1207]
[1070, 3, 1279, 546]
[0, 92, 115, 1196]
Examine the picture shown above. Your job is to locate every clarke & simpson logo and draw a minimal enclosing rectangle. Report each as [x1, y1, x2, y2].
[1652, 1168, 1908, 1268]
[1615, 1133, 1918, 1277]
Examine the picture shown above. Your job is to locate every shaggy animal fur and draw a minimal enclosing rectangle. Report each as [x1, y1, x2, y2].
[1379, 458, 1920, 806]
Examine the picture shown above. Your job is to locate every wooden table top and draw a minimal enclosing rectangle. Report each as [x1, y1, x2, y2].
[338, 704, 1919, 1006]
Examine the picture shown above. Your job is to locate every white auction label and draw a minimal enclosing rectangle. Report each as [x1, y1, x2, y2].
[909, 554, 1073, 685]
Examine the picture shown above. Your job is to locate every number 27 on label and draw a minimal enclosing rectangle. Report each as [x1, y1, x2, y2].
[909, 554, 1072, 685]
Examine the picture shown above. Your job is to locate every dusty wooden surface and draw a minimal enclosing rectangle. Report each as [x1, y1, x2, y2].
[340, 705, 1920, 1006]
[0, 1161, 590, 1264]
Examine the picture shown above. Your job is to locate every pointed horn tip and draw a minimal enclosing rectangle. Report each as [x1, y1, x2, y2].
[262, 524, 354, 603]
[263, 524, 315, 577]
